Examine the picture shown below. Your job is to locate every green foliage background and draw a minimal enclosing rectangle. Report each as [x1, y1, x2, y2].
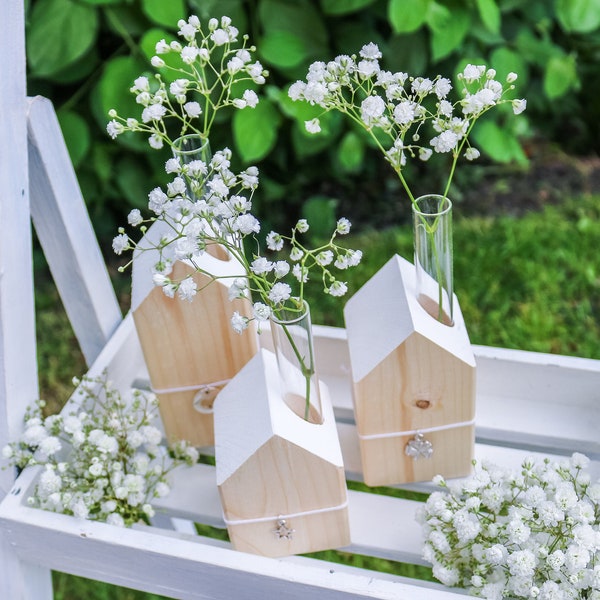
[25, 0, 600, 244]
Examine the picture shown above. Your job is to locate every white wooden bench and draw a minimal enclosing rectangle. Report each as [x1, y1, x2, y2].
[1, 4, 599, 598]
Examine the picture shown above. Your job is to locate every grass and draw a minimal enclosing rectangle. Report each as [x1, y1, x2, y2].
[32, 194, 600, 598]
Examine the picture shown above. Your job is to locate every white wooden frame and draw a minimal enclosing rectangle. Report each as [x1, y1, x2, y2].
[1, 3, 599, 598]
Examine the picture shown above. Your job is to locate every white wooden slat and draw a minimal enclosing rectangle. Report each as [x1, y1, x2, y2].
[0, 0, 37, 498]
[0, 469, 462, 600]
[0, 2, 53, 599]
[27, 96, 123, 367]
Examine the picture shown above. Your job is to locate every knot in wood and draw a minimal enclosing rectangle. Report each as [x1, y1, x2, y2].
[415, 399, 431, 409]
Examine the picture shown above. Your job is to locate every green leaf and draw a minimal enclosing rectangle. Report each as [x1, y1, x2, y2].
[426, 1, 451, 31]
[320, 0, 377, 15]
[95, 55, 149, 150]
[430, 8, 471, 62]
[27, 0, 99, 77]
[337, 132, 365, 173]
[471, 119, 527, 164]
[57, 110, 91, 168]
[331, 20, 386, 57]
[543, 54, 578, 99]
[105, 5, 151, 37]
[233, 100, 281, 162]
[141, 0, 186, 30]
[387, 32, 429, 74]
[51, 46, 99, 85]
[291, 111, 341, 158]
[301, 196, 338, 240]
[489, 47, 529, 91]
[556, 0, 600, 33]
[388, 0, 430, 33]
[475, 0, 501, 34]
[261, 31, 309, 69]
[115, 156, 154, 209]
[259, 0, 328, 61]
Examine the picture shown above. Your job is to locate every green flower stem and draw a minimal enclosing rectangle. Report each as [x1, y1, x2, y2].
[273, 301, 315, 422]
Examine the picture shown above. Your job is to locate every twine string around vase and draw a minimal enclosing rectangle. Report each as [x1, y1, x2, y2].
[150, 378, 231, 414]
[357, 418, 475, 441]
[221, 498, 349, 527]
[358, 418, 475, 461]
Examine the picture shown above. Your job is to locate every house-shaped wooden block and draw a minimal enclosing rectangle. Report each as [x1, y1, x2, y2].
[131, 220, 258, 447]
[215, 348, 350, 557]
[343, 255, 476, 486]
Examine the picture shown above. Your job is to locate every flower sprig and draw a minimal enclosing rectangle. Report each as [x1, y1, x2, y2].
[113, 146, 362, 333]
[106, 15, 268, 149]
[289, 44, 527, 206]
[2, 374, 199, 527]
[417, 454, 600, 599]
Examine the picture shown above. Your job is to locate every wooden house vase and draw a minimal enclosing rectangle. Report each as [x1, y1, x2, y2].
[343, 255, 476, 486]
[214, 348, 351, 557]
[131, 220, 258, 448]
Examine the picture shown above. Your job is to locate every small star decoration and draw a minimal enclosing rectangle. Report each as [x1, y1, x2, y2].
[273, 519, 295, 540]
[405, 433, 434, 460]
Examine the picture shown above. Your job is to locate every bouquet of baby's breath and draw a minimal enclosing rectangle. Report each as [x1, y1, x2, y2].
[289, 46, 527, 206]
[2, 374, 198, 527]
[417, 454, 600, 600]
[106, 15, 268, 149]
[112, 146, 361, 331]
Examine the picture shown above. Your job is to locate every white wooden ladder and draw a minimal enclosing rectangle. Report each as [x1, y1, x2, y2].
[1, 3, 599, 599]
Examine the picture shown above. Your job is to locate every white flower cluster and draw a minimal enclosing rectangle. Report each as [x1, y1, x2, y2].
[289, 44, 526, 202]
[417, 454, 600, 599]
[106, 15, 268, 149]
[2, 375, 199, 527]
[115, 147, 361, 332]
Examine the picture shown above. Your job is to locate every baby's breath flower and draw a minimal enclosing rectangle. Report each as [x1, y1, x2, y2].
[305, 118, 321, 133]
[290, 47, 526, 206]
[266, 231, 284, 251]
[268, 282, 292, 304]
[421, 454, 599, 597]
[127, 209, 143, 226]
[252, 302, 271, 321]
[327, 280, 348, 297]
[112, 234, 129, 255]
[2, 374, 195, 527]
[231, 311, 249, 334]
[336, 217, 351, 234]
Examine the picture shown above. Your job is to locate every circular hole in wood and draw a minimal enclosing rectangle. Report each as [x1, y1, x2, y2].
[206, 243, 230, 262]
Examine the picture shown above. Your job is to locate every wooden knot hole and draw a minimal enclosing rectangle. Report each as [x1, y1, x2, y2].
[415, 399, 431, 409]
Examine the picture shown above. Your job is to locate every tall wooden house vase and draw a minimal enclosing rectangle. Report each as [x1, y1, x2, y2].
[131, 220, 258, 447]
[343, 255, 476, 486]
[215, 348, 351, 557]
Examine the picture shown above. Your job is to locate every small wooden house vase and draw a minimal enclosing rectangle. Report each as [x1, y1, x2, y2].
[343, 255, 476, 486]
[131, 220, 258, 448]
[214, 348, 351, 557]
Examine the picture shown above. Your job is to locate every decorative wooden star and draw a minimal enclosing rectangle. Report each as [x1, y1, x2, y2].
[273, 519, 295, 540]
[404, 433, 434, 460]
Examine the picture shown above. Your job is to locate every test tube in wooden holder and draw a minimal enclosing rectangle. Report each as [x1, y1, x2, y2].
[215, 348, 350, 557]
[343, 255, 476, 486]
[131, 221, 258, 448]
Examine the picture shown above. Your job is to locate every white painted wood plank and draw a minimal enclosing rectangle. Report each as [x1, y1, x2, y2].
[27, 96, 122, 367]
[0, 2, 53, 599]
[0, 0, 37, 497]
[0, 470, 461, 600]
